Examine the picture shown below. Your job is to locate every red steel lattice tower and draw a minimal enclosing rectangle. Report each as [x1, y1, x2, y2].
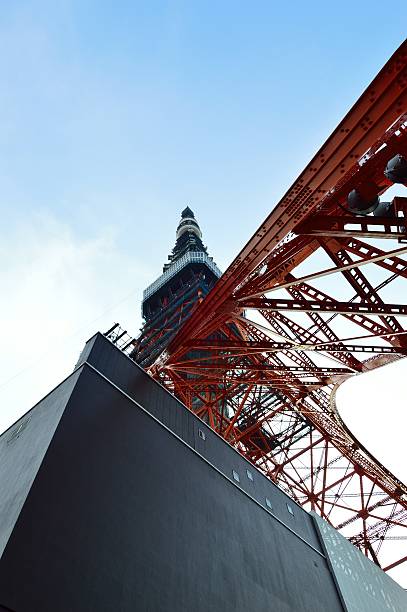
[114, 41, 407, 578]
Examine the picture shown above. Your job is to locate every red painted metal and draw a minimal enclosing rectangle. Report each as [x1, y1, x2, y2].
[146, 41, 407, 576]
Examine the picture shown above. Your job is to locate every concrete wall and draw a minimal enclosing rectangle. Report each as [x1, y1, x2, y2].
[0, 334, 344, 611]
[0, 370, 80, 558]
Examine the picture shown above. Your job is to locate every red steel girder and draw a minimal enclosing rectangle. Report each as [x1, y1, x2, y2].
[296, 200, 407, 241]
[340, 236, 407, 279]
[183, 338, 407, 356]
[283, 278, 397, 339]
[241, 297, 407, 317]
[261, 310, 363, 372]
[171, 363, 352, 375]
[237, 242, 407, 299]
[320, 238, 406, 339]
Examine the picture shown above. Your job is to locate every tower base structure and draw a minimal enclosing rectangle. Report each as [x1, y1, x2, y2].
[0, 333, 405, 612]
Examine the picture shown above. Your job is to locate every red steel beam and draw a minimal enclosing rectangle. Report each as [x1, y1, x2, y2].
[241, 297, 407, 316]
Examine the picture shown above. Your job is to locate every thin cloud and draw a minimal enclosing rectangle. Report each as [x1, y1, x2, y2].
[0, 211, 148, 432]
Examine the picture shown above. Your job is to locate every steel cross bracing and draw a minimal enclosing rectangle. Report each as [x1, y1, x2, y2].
[144, 42, 407, 576]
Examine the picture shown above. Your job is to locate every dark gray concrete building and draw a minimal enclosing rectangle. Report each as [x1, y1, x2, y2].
[0, 333, 405, 611]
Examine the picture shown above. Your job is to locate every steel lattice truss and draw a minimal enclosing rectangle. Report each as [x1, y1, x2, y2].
[138, 42, 407, 576]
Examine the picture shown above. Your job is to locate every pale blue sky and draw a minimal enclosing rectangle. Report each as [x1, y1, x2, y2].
[1, 1, 406, 271]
